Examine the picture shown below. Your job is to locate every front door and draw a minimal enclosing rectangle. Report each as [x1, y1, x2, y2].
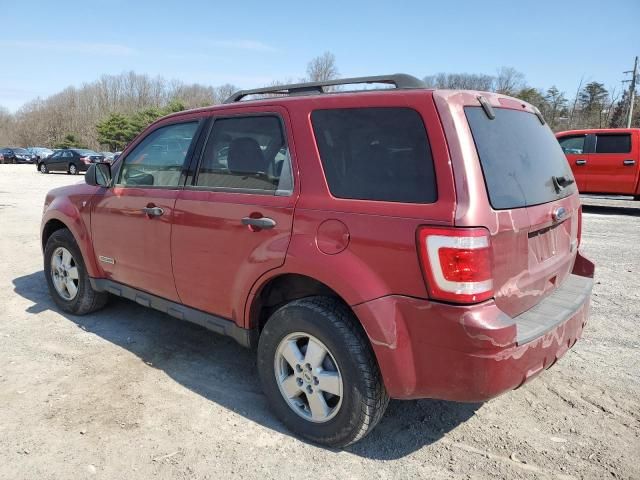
[171, 108, 297, 323]
[558, 134, 589, 191]
[48, 150, 67, 171]
[588, 132, 638, 194]
[91, 119, 201, 301]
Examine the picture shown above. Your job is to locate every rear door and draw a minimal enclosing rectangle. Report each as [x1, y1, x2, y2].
[91, 119, 201, 301]
[588, 132, 638, 194]
[558, 134, 589, 191]
[465, 106, 580, 317]
[171, 107, 297, 323]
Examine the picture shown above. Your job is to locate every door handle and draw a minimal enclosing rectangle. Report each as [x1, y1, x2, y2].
[241, 216, 276, 230]
[623, 159, 636, 166]
[141, 206, 164, 217]
[575, 159, 587, 166]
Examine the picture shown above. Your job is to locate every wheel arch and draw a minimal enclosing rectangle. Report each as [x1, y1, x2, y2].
[41, 218, 68, 251]
[247, 273, 365, 335]
[41, 207, 101, 277]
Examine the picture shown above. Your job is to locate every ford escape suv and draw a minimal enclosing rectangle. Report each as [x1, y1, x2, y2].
[41, 74, 595, 447]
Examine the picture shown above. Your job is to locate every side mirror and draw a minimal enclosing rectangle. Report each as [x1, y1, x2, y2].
[85, 163, 112, 187]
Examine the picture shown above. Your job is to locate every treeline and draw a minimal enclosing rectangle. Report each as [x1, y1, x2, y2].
[423, 67, 639, 131]
[0, 54, 638, 150]
[0, 72, 237, 149]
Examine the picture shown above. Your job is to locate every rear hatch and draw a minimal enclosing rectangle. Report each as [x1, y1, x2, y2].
[465, 104, 580, 318]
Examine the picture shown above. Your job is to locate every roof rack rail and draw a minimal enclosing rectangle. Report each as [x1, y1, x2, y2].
[224, 73, 426, 103]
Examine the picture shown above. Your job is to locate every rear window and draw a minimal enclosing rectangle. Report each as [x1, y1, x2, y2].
[311, 108, 437, 203]
[465, 107, 576, 210]
[595, 134, 631, 154]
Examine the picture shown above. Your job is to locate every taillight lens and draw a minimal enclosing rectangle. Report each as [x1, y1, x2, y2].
[417, 226, 493, 303]
[80, 156, 91, 164]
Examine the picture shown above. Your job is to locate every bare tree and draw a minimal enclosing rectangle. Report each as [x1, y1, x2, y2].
[213, 84, 239, 104]
[306, 52, 339, 83]
[568, 76, 584, 129]
[423, 72, 495, 91]
[494, 67, 525, 96]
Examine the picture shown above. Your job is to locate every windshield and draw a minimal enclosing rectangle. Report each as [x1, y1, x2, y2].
[13, 148, 29, 154]
[465, 107, 576, 210]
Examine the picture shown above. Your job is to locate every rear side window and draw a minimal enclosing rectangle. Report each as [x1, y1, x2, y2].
[558, 135, 586, 154]
[311, 108, 437, 203]
[195, 115, 292, 194]
[595, 134, 631, 154]
[465, 107, 576, 210]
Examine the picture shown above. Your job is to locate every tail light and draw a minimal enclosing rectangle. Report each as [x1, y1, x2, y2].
[80, 156, 91, 164]
[417, 226, 493, 303]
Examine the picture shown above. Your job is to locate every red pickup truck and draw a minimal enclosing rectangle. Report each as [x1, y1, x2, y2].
[557, 128, 640, 199]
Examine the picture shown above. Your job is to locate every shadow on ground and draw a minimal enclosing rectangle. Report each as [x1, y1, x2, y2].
[13, 270, 480, 460]
[582, 204, 640, 217]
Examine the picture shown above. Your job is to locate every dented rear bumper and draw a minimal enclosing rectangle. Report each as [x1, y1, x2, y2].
[354, 252, 595, 401]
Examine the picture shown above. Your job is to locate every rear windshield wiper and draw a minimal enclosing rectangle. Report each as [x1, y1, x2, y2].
[552, 175, 575, 193]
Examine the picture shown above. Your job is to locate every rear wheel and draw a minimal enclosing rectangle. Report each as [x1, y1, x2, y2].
[257, 296, 388, 447]
[68, 163, 78, 175]
[39, 163, 48, 174]
[44, 229, 108, 315]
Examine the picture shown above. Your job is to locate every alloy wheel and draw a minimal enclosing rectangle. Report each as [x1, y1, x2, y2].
[50, 247, 79, 300]
[274, 332, 343, 423]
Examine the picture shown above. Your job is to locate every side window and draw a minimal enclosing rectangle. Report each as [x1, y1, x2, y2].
[558, 135, 585, 154]
[118, 122, 198, 187]
[62, 151, 73, 158]
[195, 115, 292, 193]
[311, 107, 437, 203]
[595, 134, 631, 154]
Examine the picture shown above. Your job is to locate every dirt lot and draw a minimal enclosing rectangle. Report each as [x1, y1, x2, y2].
[1, 164, 638, 480]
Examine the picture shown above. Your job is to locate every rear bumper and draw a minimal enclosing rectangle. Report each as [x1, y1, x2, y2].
[354, 252, 595, 402]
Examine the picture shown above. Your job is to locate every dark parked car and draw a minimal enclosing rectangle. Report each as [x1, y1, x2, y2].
[37, 149, 105, 174]
[0, 147, 36, 164]
[28, 147, 55, 161]
[41, 74, 594, 447]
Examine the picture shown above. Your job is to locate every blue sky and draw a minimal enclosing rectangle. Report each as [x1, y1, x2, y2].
[1, 0, 638, 111]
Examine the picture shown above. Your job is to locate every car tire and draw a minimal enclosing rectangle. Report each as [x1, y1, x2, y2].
[68, 163, 78, 175]
[44, 228, 109, 315]
[39, 163, 48, 174]
[257, 296, 389, 448]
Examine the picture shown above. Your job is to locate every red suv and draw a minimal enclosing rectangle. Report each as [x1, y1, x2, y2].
[41, 75, 595, 447]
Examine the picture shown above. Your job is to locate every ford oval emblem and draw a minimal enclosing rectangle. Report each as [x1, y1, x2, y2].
[552, 207, 567, 222]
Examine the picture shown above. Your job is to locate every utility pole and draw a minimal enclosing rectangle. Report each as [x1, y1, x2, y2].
[622, 56, 638, 128]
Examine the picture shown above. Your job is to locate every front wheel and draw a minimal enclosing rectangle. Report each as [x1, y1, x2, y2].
[39, 163, 48, 174]
[257, 296, 389, 448]
[68, 163, 78, 175]
[44, 229, 109, 315]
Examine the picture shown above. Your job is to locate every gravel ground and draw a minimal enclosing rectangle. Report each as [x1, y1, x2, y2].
[1, 164, 638, 480]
